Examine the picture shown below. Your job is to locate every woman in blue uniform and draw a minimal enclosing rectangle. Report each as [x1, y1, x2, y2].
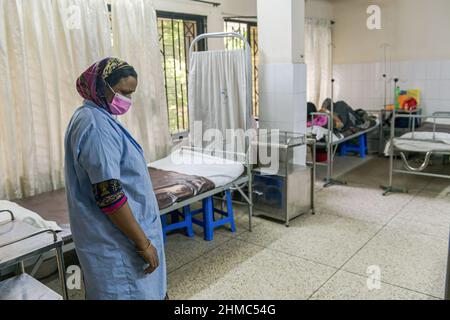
[64, 57, 167, 300]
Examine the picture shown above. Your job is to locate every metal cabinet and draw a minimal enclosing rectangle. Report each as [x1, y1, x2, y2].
[252, 132, 315, 226]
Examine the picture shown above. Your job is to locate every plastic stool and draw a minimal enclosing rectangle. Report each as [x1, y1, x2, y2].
[339, 134, 368, 158]
[160, 205, 194, 243]
[192, 190, 237, 241]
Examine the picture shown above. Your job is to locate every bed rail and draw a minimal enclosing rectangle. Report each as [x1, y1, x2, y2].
[0, 210, 15, 223]
[391, 112, 450, 141]
[382, 110, 450, 195]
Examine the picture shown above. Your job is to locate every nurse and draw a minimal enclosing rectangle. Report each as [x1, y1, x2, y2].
[64, 57, 167, 300]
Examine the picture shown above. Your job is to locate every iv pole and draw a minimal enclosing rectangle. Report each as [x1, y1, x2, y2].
[380, 44, 407, 195]
[323, 41, 347, 188]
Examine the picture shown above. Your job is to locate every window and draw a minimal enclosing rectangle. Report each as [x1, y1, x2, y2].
[224, 20, 259, 118]
[157, 12, 206, 136]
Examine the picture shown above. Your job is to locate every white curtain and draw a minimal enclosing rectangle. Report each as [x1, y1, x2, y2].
[188, 49, 249, 144]
[111, 0, 172, 162]
[305, 18, 332, 108]
[0, 0, 112, 200]
[0, 0, 172, 200]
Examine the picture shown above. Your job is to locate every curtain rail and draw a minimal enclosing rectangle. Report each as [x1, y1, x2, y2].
[189, 0, 221, 7]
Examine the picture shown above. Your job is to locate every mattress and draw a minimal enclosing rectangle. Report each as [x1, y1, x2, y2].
[149, 149, 245, 188]
[383, 120, 450, 154]
[385, 132, 450, 154]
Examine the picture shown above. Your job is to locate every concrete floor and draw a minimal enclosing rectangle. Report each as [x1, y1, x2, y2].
[42, 155, 449, 300]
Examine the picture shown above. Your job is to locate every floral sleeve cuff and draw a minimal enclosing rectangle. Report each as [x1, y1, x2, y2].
[92, 179, 127, 215]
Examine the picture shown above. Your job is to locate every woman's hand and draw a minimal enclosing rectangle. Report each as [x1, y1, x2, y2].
[138, 240, 160, 275]
[106, 201, 161, 275]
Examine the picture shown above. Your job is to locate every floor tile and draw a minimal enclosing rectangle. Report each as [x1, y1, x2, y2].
[165, 233, 231, 273]
[343, 227, 449, 298]
[342, 158, 431, 192]
[316, 184, 414, 224]
[188, 244, 337, 300]
[238, 213, 382, 268]
[310, 270, 437, 300]
[168, 239, 267, 300]
[388, 192, 450, 240]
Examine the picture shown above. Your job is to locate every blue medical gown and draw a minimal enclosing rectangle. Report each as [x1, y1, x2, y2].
[64, 100, 166, 300]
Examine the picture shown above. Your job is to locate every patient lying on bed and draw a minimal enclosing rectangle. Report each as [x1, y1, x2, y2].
[307, 99, 378, 142]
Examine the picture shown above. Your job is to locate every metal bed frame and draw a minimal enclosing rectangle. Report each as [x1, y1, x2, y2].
[310, 79, 382, 188]
[382, 111, 450, 195]
[157, 32, 255, 231]
[0, 210, 68, 300]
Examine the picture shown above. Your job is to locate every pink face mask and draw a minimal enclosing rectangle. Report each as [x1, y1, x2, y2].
[106, 82, 132, 115]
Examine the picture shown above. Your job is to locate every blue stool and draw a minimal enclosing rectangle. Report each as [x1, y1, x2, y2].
[192, 190, 237, 241]
[339, 133, 368, 159]
[160, 205, 194, 243]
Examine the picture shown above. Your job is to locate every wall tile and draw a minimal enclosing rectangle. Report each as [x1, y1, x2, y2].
[351, 64, 363, 81]
[426, 61, 441, 80]
[425, 80, 440, 100]
[275, 64, 294, 94]
[293, 64, 307, 94]
[441, 61, 450, 80]
[259, 64, 277, 94]
[439, 80, 450, 100]
[413, 61, 427, 80]
[399, 61, 414, 81]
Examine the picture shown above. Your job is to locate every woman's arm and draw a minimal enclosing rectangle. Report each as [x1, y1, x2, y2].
[92, 180, 159, 275]
[108, 202, 159, 275]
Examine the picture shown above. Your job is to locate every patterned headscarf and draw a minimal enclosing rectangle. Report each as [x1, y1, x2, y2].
[76, 57, 132, 108]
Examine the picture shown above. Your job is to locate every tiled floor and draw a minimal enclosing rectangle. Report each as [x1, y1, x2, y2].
[42, 156, 449, 300]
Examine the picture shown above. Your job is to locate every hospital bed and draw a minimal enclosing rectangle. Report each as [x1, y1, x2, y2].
[149, 145, 254, 231]
[309, 112, 381, 188]
[152, 31, 256, 232]
[308, 80, 382, 187]
[0, 209, 68, 300]
[382, 112, 450, 195]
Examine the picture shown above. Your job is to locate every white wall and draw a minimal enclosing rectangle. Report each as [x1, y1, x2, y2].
[305, 0, 334, 20]
[153, 0, 257, 50]
[332, 0, 450, 64]
[331, 0, 450, 114]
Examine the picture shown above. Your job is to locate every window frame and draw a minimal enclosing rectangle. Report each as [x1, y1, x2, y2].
[156, 11, 207, 140]
[224, 19, 259, 118]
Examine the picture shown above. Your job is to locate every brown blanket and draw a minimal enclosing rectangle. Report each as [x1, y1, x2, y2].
[148, 168, 215, 210]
